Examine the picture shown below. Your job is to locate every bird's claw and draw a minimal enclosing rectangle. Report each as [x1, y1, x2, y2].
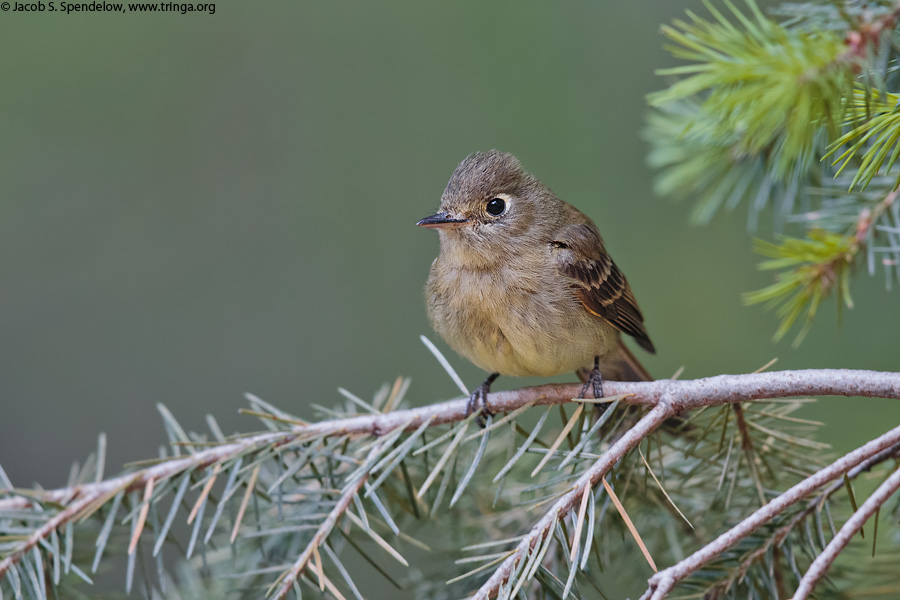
[466, 373, 499, 428]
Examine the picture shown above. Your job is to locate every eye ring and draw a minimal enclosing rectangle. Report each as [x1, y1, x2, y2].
[485, 198, 506, 216]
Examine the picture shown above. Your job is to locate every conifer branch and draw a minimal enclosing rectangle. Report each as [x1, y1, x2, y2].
[792, 463, 900, 600]
[2, 368, 900, 598]
[0, 428, 298, 515]
[640, 421, 900, 600]
[2, 369, 898, 516]
[465, 369, 900, 598]
[648, 0, 900, 343]
[0, 494, 98, 582]
[706, 440, 900, 597]
[470, 399, 676, 600]
[270, 443, 385, 599]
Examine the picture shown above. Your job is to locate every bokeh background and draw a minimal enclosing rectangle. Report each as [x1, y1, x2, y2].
[2, 0, 899, 596]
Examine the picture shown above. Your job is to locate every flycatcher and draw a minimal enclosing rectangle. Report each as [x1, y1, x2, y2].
[418, 150, 655, 419]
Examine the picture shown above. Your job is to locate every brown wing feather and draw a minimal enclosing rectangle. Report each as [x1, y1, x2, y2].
[552, 223, 656, 354]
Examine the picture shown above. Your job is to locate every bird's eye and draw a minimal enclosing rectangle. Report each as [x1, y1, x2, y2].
[486, 198, 506, 216]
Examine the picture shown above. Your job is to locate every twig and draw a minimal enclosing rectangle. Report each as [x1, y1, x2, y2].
[270, 443, 384, 599]
[0, 493, 99, 580]
[792, 464, 900, 600]
[470, 399, 678, 599]
[639, 424, 900, 600]
[707, 441, 900, 597]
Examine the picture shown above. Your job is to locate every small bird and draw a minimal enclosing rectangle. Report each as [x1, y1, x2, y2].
[418, 150, 655, 420]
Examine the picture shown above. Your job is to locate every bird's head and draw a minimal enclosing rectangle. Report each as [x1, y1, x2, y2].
[417, 150, 554, 264]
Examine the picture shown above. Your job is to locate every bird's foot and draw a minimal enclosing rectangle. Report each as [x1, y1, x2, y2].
[467, 373, 499, 428]
[579, 356, 604, 400]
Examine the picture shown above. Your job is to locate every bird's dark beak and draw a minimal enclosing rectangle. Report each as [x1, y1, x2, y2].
[416, 212, 468, 229]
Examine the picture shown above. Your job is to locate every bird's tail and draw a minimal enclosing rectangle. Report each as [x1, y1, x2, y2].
[577, 340, 652, 383]
[580, 340, 691, 433]
[612, 339, 652, 382]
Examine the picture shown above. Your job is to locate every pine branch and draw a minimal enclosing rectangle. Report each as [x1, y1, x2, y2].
[793, 463, 900, 599]
[640, 421, 900, 599]
[270, 443, 385, 599]
[744, 229, 857, 344]
[745, 186, 900, 343]
[464, 370, 900, 599]
[648, 0, 900, 343]
[0, 494, 98, 585]
[3, 369, 899, 517]
[704, 440, 900, 597]
[2, 369, 900, 598]
[470, 400, 674, 600]
[649, 0, 854, 177]
[0, 427, 296, 517]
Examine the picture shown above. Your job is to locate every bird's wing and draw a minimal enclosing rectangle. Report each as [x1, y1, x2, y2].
[551, 223, 655, 354]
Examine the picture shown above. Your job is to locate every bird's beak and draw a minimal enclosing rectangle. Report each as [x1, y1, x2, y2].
[416, 212, 469, 229]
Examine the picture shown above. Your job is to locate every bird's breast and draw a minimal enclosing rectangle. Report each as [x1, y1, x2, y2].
[426, 257, 617, 377]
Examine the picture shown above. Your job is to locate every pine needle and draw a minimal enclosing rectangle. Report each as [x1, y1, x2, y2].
[312, 545, 324, 591]
[532, 404, 584, 477]
[843, 474, 864, 539]
[494, 407, 551, 483]
[601, 477, 657, 572]
[127, 478, 154, 555]
[231, 465, 260, 543]
[570, 485, 591, 561]
[753, 357, 779, 373]
[337, 388, 381, 415]
[420, 335, 468, 395]
[417, 420, 470, 498]
[383, 377, 410, 413]
[449, 422, 492, 507]
[188, 463, 220, 525]
[91, 490, 124, 573]
[94, 433, 107, 484]
[446, 551, 514, 585]
[322, 543, 364, 600]
[463, 401, 535, 442]
[345, 511, 408, 566]
[319, 571, 349, 600]
[153, 472, 191, 557]
[638, 446, 693, 529]
[872, 506, 880, 557]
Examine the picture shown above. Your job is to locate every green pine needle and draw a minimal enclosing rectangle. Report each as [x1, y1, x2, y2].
[826, 87, 900, 191]
[744, 230, 856, 345]
[649, 0, 853, 178]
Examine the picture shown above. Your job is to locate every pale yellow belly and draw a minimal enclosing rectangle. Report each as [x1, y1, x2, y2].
[426, 263, 619, 378]
[460, 318, 616, 377]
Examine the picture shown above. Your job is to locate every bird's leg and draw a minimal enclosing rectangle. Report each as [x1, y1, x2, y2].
[579, 356, 604, 400]
[467, 372, 499, 428]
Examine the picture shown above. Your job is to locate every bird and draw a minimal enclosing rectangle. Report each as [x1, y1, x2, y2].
[417, 150, 655, 421]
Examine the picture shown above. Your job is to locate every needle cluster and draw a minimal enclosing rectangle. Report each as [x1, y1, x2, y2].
[647, 0, 900, 343]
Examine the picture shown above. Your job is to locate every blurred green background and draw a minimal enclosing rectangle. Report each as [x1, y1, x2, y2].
[1, 0, 899, 591]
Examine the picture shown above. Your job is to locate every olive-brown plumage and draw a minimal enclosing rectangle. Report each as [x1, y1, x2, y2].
[418, 151, 654, 414]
